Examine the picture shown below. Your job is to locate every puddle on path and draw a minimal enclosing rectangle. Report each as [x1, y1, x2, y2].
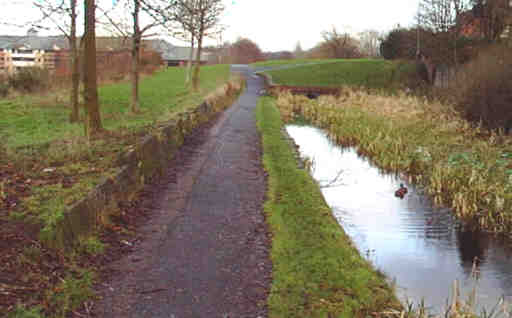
[286, 124, 512, 312]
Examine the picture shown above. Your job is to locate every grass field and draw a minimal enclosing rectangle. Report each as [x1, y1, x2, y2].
[256, 97, 399, 317]
[262, 59, 415, 90]
[0, 65, 230, 149]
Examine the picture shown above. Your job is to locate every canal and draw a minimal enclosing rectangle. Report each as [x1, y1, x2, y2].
[286, 124, 512, 312]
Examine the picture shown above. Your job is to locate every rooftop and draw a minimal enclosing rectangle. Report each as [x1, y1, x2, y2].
[0, 35, 68, 51]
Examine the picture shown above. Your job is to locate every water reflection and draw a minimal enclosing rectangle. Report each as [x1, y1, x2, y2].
[286, 124, 512, 312]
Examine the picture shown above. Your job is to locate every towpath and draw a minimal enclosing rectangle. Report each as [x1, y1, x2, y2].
[93, 65, 271, 318]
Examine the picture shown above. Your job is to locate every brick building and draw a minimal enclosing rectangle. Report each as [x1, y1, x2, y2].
[0, 29, 68, 74]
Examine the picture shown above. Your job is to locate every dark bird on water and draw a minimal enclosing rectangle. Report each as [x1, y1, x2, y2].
[395, 183, 408, 199]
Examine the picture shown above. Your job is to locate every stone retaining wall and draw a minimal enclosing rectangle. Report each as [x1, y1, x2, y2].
[51, 80, 242, 250]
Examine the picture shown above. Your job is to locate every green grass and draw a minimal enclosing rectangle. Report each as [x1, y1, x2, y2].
[251, 58, 340, 68]
[256, 97, 399, 317]
[0, 64, 230, 149]
[263, 59, 415, 90]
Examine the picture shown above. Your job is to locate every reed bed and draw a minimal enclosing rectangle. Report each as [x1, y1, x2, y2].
[275, 89, 512, 233]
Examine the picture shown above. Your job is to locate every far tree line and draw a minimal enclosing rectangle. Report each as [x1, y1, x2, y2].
[213, 27, 382, 64]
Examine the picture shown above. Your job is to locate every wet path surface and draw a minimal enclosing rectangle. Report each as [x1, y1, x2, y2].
[287, 125, 512, 313]
[95, 65, 271, 318]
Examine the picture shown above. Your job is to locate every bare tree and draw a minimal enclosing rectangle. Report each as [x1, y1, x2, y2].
[33, 0, 81, 122]
[130, 0, 173, 113]
[69, 0, 79, 122]
[294, 41, 304, 59]
[472, 0, 511, 41]
[418, 0, 470, 65]
[83, 0, 102, 135]
[131, 0, 143, 113]
[228, 37, 263, 64]
[100, 0, 173, 113]
[168, 0, 199, 84]
[357, 30, 381, 57]
[309, 26, 360, 59]
[173, 0, 223, 91]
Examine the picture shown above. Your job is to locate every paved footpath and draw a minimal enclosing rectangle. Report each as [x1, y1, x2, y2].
[94, 65, 272, 318]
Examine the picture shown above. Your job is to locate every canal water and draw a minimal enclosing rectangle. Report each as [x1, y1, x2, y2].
[286, 124, 512, 313]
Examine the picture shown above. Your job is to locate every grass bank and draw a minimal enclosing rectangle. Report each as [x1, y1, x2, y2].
[276, 90, 512, 233]
[1, 65, 230, 149]
[256, 97, 399, 317]
[262, 59, 415, 91]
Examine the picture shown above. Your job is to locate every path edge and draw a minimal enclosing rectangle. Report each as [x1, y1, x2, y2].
[48, 79, 244, 250]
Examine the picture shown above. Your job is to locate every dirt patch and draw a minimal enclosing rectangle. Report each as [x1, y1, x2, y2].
[0, 130, 144, 315]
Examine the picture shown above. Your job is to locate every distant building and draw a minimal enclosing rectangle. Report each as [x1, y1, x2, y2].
[0, 30, 68, 74]
[0, 32, 209, 74]
[144, 39, 209, 66]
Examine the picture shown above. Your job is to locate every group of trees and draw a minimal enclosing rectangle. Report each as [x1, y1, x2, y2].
[212, 28, 380, 64]
[381, 0, 511, 64]
[8, 0, 225, 136]
[213, 37, 264, 64]
[378, 0, 510, 86]
[293, 27, 381, 60]
[310, 26, 361, 59]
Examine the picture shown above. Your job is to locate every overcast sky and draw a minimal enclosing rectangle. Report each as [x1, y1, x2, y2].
[222, 0, 421, 51]
[1, 0, 421, 52]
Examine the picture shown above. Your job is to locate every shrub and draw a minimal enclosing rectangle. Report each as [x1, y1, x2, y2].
[453, 45, 512, 131]
[7, 67, 49, 92]
[380, 28, 416, 60]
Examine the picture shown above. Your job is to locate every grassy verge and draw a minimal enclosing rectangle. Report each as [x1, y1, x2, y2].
[263, 59, 415, 91]
[256, 97, 399, 317]
[276, 89, 512, 233]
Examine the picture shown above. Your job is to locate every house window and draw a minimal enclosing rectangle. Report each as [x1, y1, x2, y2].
[12, 57, 35, 61]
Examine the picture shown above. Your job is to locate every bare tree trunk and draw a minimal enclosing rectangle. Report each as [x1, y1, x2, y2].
[186, 34, 194, 84]
[83, 0, 102, 136]
[69, 0, 80, 123]
[192, 31, 203, 91]
[131, 0, 141, 113]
